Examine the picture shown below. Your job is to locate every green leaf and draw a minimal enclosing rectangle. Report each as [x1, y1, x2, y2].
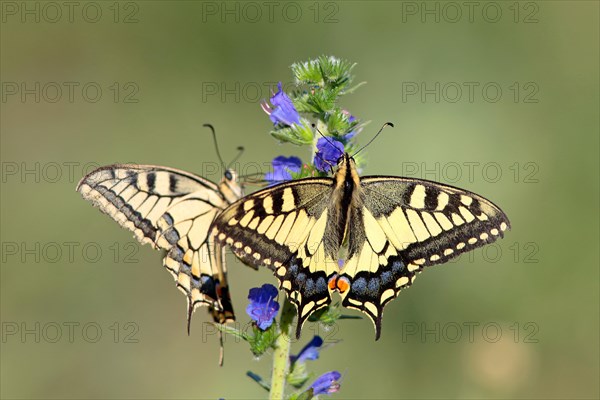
[291, 56, 356, 92]
[294, 388, 315, 400]
[270, 120, 314, 145]
[287, 361, 312, 389]
[248, 322, 278, 357]
[344, 80, 367, 95]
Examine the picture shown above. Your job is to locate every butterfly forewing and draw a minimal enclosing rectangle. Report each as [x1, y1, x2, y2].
[77, 164, 240, 326]
[212, 178, 341, 336]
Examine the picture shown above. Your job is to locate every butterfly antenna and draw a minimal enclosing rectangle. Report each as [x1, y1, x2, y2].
[238, 172, 268, 188]
[203, 123, 227, 173]
[311, 123, 345, 159]
[351, 122, 394, 158]
[227, 146, 244, 170]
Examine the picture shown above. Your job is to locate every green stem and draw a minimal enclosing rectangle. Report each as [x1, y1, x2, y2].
[269, 298, 296, 400]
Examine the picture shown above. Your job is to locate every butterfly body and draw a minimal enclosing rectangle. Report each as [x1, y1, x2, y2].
[77, 164, 243, 328]
[212, 153, 510, 339]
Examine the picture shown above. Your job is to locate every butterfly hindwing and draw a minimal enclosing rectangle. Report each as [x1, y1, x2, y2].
[337, 177, 510, 338]
[212, 179, 341, 336]
[77, 164, 239, 325]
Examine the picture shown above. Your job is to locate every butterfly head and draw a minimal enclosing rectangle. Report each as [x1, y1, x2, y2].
[224, 169, 235, 181]
[220, 169, 243, 204]
[334, 152, 359, 174]
[336, 152, 353, 167]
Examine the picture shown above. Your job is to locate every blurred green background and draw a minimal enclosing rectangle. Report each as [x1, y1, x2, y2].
[1, 1, 598, 399]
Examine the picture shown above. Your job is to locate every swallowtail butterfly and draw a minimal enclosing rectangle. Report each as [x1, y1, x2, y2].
[77, 164, 243, 329]
[212, 152, 510, 339]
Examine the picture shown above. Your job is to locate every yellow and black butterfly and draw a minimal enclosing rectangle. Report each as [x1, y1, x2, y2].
[76, 126, 244, 331]
[211, 144, 510, 339]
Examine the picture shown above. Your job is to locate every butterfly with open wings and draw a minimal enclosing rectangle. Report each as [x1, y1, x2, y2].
[212, 144, 510, 339]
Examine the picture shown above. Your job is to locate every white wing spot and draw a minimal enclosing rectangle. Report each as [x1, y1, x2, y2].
[347, 298, 362, 306]
[460, 195, 473, 206]
[480, 233, 489, 240]
[500, 222, 508, 231]
[491, 228, 499, 235]
[281, 187, 295, 212]
[243, 199, 254, 211]
[302, 301, 316, 317]
[364, 302, 379, 317]
[436, 192, 449, 211]
[228, 217, 239, 226]
[257, 215, 274, 234]
[265, 214, 285, 240]
[421, 212, 442, 236]
[430, 254, 440, 262]
[381, 289, 395, 303]
[434, 212, 453, 230]
[410, 184, 426, 209]
[263, 196, 274, 214]
[408, 263, 420, 272]
[468, 237, 477, 245]
[443, 248, 454, 256]
[396, 277, 410, 287]
[239, 210, 255, 227]
[248, 216, 260, 230]
[406, 209, 430, 241]
[456, 242, 466, 250]
[177, 274, 191, 291]
[459, 206, 475, 223]
[451, 213, 465, 226]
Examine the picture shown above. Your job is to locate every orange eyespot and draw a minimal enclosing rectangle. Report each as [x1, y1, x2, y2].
[336, 277, 350, 293]
[328, 276, 338, 291]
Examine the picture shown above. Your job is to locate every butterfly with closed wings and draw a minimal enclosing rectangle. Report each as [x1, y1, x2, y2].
[211, 125, 510, 339]
[76, 125, 244, 331]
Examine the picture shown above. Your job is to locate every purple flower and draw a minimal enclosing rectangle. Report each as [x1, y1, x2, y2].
[342, 110, 359, 141]
[261, 82, 300, 127]
[265, 156, 302, 185]
[343, 131, 358, 141]
[246, 284, 280, 330]
[310, 371, 342, 395]
[314, 137, 344, 172]
[291, 336, 324, 364]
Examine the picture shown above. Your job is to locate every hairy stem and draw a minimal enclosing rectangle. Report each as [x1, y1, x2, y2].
[269, 298, 296, 400]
